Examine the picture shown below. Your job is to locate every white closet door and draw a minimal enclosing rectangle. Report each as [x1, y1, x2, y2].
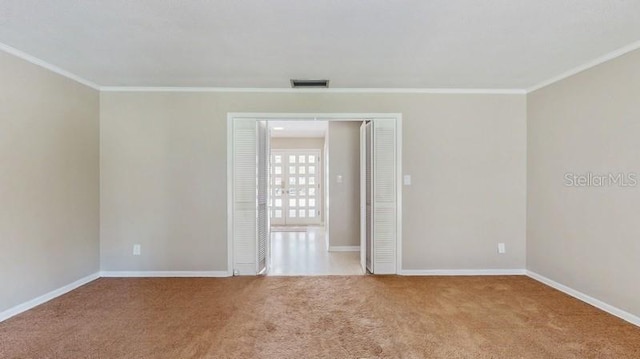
[372, 119, 396, 274]
[232, 119, 258, 275]
[359, 121, 368, 273]
[256, 121, 269, 274]
[232, 119, 269, 275]
[365, 122, 373, 273]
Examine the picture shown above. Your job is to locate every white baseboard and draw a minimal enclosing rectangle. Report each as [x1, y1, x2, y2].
[399, 269, 527, 276]
[100, 271, 232, 278]
[526, 271, 640, 327]
[0, 272, 100, 323]
[328, 246, 360, 252]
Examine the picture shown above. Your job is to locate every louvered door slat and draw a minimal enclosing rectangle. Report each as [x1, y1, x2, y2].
[256, 121, 268, 274]
[233, 119, 257, 275]
[372, 119, 396, 274]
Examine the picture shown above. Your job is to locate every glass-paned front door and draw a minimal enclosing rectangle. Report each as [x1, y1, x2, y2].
[270, 150, 321, 226]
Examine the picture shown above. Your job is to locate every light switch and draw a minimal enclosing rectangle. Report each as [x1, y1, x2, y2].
[336, 175, 343, 183]
[403, 175, 412, 186]
[498, 243, 506, 254]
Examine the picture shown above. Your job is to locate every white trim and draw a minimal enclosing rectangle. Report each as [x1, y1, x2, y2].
[359, 121, 367, 273]
[100, 86, 526, 95]
[328, 246, 361, 252]
[228, 113, 403, 121]
[0, 272, 100, 323]
[396, 115, 403, 273]
[0, 42, 100, 90]
[324, 130, 331, 253]
[527, 40, 640, 93]
[399, 269, 527, 276]
[100, 271, 231, 278]
[527, 271, 640, 327]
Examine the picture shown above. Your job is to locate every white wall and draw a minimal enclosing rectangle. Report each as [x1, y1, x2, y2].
[0, 50, 100, 312]
[327, 122, 361, 248]
[527, 48, 640, 317]
[100, 91, 526, 272]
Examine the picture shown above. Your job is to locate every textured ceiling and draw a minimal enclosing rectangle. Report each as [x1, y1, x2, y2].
[1, 0, 640, 89]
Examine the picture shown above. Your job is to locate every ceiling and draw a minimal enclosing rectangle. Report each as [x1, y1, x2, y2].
[1, 1, 640, 89]
[269, 121, 327, 138]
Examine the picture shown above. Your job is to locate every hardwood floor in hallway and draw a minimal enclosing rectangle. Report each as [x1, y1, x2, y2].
[269, 227, 363, 276]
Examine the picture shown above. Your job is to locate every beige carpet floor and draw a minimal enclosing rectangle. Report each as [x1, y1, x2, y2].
[1, 276, 639, 358]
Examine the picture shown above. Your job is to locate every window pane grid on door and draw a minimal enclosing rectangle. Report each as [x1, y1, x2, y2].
[270, 150, 321, 225]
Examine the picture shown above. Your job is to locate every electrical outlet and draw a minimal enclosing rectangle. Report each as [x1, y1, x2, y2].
[133, 244, 141, 256]
[497, 243, 506, 254]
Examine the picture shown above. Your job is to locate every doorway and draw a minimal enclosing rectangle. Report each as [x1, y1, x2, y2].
[268, 120, 362, 275]
[227, 113, 402, 276]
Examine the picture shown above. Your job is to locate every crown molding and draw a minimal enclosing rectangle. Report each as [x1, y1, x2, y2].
[527, 40, 640, 93]
[99, 86, 526, 94]
[0, 42, 100, 90]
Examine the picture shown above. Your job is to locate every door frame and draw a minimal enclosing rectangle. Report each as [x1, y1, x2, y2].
[227, 113, 403, 275]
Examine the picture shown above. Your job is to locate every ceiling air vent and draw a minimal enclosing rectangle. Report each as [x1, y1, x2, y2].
[290, 79, 330, 88]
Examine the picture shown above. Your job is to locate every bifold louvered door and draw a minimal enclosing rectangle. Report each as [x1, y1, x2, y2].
[371, 119, 397, 274]
[232, 119, 269, 275]
[360, 121, 372, 273]
[256, 121, 269, 274]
